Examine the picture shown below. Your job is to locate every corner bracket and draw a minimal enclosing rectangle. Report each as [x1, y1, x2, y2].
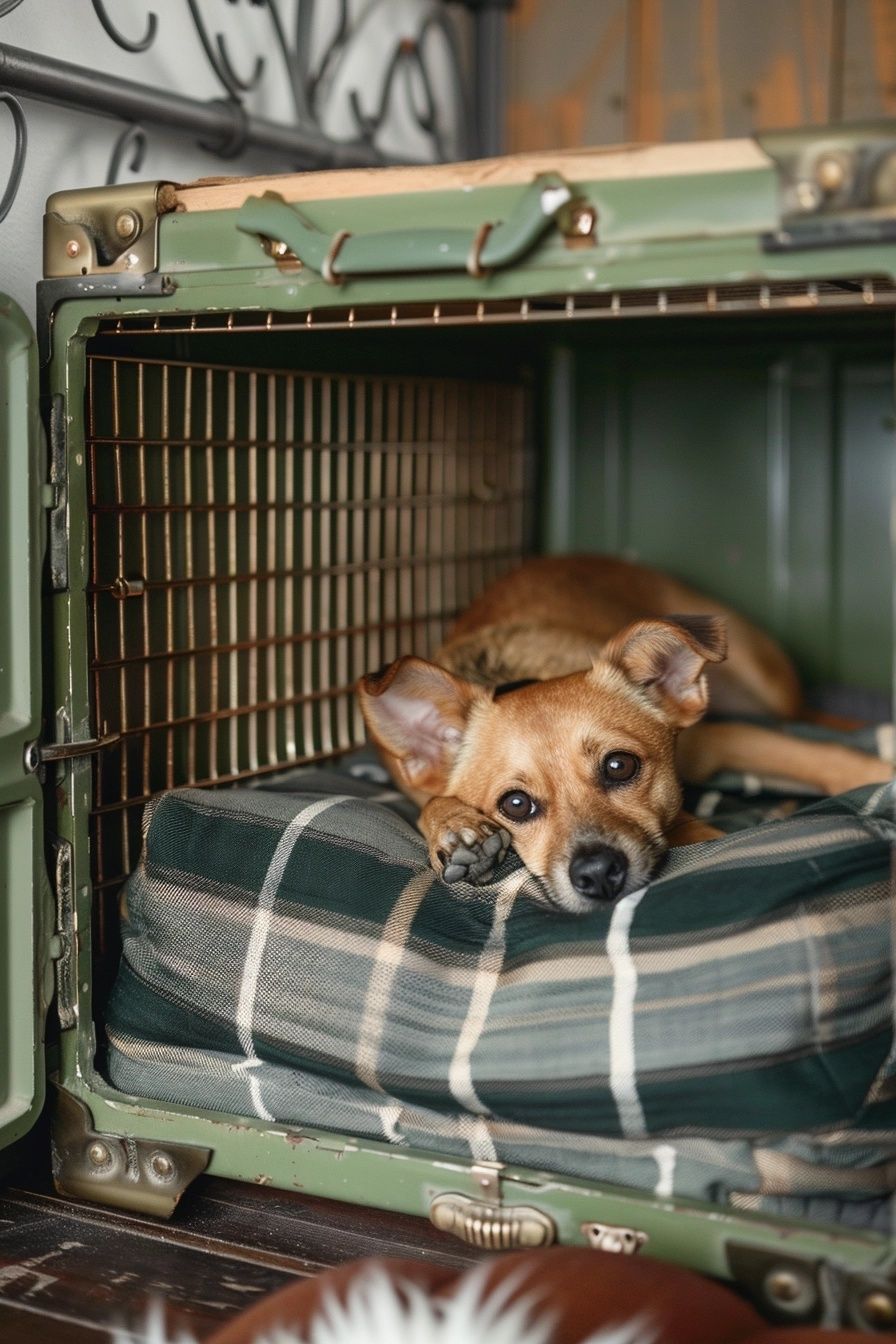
[51, 1086, 210, 1218]
[44, 180, 176, 279]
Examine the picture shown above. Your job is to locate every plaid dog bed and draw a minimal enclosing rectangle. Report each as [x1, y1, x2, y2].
[106, 754, 896, 1230]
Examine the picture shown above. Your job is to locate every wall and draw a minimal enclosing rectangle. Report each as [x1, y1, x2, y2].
[0, 0, 469, 320]
[507, 0, 896, 151]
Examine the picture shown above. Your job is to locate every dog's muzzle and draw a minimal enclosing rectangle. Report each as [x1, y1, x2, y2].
[568, 844, 629, 902]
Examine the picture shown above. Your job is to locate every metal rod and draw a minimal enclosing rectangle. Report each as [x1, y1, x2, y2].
[471, 5, 507, 156]
[0, 41, 403, 169]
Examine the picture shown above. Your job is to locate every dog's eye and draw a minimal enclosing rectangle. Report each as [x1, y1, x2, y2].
[601, 752, 641, 787]
[498, 790, 540, 822]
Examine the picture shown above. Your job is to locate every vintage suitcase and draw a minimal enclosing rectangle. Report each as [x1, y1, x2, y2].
[3, 124, 896, 1332]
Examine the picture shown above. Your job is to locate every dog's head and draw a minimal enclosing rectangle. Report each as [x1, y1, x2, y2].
[359, 616, 726, 914]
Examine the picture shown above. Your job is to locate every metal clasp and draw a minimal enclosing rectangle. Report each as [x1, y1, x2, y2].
[582, 1220, 648, 1255]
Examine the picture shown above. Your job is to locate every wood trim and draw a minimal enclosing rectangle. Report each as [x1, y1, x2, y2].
[173, 140, 771, 213]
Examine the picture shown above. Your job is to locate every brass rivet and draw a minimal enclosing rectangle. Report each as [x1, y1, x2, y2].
[571, 204, 597, 237]
[860, 1290, 896, 1329]
[65, 240, 81, 258]
[115, 209, 141, 241]
[150, 1152, 174, 1179]
[794, 180, 821, 212]
[765, 1268, 809, 1306]
[87, 1140, 111, 1167]
[815, 154, 847, 193]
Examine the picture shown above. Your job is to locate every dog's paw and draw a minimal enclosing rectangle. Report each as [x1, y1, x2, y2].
[429, 815, 511, 885]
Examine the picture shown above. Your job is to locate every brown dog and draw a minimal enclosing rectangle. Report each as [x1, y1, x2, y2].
[358, 556, 891, 913]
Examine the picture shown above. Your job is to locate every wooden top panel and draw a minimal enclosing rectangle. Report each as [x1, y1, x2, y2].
[174, 140, 770, 213]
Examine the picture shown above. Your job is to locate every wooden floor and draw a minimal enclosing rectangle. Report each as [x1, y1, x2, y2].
[0, 1162, 479, 1342]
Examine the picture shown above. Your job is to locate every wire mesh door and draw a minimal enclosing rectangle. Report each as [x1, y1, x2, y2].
[85, 352, 533, 904]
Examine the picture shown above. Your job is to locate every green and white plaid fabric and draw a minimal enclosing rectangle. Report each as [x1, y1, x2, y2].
[106, 765, 896, 1231]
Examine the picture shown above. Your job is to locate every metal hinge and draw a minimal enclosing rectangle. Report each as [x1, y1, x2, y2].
[43, 393, 68, 592]
[727, 1242, 896, 1332]
[44, 179, 177, 279]
[50, 838, 76, 1030]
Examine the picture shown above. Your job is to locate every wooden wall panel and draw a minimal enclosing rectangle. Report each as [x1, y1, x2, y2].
[507, 0, 896, 150]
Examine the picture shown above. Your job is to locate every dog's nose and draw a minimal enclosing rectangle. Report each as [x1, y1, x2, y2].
[569, 845, 628, 901]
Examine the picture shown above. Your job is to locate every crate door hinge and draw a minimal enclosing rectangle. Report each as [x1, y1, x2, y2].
[727, 1242, 896, 1332]
[50, 838, 76, 1030]
[43, 393, 68, 592]
[43, 180, 177, 279]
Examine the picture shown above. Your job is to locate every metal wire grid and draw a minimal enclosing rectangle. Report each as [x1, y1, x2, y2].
[86, 354, 532, 898]
[94, 278, 896, 342]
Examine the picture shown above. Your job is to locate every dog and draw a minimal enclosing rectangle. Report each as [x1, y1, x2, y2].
[358, 555, 892, 914]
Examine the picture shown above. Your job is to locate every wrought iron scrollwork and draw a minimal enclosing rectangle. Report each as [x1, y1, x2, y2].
[91, 1, 158, 55]
[0, 91, 27, 223]
[106, 124, 148, 186]
[347, 10, 468, 161]
[0, 0, 474, 225]
[186, 0, 265, 101]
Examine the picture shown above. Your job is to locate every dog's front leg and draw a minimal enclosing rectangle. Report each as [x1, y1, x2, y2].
[419, 797, 511, 885]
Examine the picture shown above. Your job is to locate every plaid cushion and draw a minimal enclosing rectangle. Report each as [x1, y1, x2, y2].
[106, 768, 896, 1229]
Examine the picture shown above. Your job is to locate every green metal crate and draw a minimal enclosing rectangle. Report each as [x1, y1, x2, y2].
[3, 125, 896, 1331]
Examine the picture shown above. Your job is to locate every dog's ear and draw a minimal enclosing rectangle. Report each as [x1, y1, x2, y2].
[599, 615, 728, 727]
[358, 656, 485, 795]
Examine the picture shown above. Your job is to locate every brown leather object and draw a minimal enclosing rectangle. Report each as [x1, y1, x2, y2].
[738, 1336, 874, 1343]
[204, 1246, 870, 1344]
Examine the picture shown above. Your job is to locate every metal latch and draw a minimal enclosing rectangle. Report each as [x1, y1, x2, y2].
[44, 179, 177, 278]
[429, 1162, 556, 1250]
[582, 1220, 648, 1255]
[24, 729, 121, 773]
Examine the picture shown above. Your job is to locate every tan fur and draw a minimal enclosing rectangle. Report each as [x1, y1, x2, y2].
[359, 556, 891, 914]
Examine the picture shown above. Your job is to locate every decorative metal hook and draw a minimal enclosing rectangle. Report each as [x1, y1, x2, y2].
[91, 0, 158, 54]
[0, 92, 27, 224]
[349, 23, 453, 158]
[214, 33, 265, 95]
[186, 0, 265, 101]
[348, 41, 410, 144]
[420, 10, 470, 156]
[304, 0, 350, 114]
[263, 0, 311, 124]
[106, 124, 148, 185]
